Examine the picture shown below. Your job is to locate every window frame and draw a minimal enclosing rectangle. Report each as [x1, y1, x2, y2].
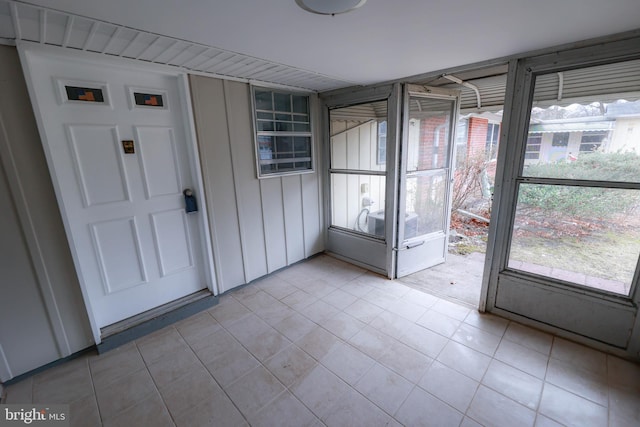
[481, 34, 640, 360]
[524, 133, 542, 160]
[498, 55, 640, 302]
[579, 130, 608, 153]
[328, 100, 389, 241]
[251, 85, 315, 179]
[507, 73, 640, 297]
[551, 131, 570, 147]
[485, 122, 500, 160]
[376, 120, 387, 165]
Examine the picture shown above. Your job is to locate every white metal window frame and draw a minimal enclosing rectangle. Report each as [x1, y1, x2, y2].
[327, 101, 388, 241]
[321, 84, 401, 277]
[250, 85, 315, 179]
[483, 36, 640, 358]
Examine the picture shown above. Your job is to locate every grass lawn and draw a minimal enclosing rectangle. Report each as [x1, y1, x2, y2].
[509, 227, 640, 285]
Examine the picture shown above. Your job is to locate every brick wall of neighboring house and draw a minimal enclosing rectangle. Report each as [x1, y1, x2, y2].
[467, 117, 489, 159]
[486, 161, 497, 179]
[467, 116, 499, 184]
[417, 116, 449, 170]
[411, 116, 450, 229]
[453, 116, 499, 208]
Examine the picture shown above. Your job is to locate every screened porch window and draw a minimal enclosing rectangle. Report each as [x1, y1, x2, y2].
[507, 58, 640, 296]
[329, 100, 388, 238]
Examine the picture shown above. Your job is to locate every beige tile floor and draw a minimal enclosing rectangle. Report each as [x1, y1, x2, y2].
[4, 255, 640, 426]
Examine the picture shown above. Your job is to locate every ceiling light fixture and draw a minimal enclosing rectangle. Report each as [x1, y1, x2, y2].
[295, 0, 367, 15]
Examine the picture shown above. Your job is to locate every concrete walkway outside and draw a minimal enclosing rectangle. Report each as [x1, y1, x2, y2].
[398, 252, 486, 308]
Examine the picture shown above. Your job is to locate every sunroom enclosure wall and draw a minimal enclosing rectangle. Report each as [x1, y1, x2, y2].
[323, 85, 400, 276]
[486, 37, 640, 359]
[330, 118, 386, 235]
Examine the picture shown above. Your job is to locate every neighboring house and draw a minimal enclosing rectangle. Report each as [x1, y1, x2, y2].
[454, 113, 502, 202]
[455, 113, 502, 162]
[456, 102, 640, 167]
[525, 100, 640, 164]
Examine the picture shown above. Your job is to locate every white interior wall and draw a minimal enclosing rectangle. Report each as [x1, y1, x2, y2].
[0, 150, 59, 380]
[0, 48, 325, 381]
[189, 75, 324, 293]
[0, 45, 94, 381]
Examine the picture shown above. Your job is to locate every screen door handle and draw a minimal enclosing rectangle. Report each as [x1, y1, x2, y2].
[393, 241, 425, 251]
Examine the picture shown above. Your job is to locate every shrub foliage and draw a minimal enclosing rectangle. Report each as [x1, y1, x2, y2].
[519, 152, 640, 219]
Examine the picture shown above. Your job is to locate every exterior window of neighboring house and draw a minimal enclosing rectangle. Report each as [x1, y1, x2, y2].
[580, 131, 608, 153]
[377, 120, 387, 165]
[525, 134, 542, 159]
[551, 132, 570, 146]
[252, 87, 313, 177]
[485, 122, 500, 160]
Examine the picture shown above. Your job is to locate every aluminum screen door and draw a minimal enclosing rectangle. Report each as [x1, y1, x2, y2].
[395, 85, 459, 278]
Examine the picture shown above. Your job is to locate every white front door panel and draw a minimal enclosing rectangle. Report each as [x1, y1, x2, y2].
[22, 49, 207, 329]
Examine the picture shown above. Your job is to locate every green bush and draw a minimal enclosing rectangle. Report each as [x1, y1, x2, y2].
[519, 152, 640, 218]
[524, 151, 640, 182]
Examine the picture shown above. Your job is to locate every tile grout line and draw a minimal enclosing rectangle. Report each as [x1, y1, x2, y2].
[86, 355, 106, 426]
[606, 353, 612, 427]
[175, 323, 253, 426]
[212, 304, 297, 423]
[134, 337, 178, 427]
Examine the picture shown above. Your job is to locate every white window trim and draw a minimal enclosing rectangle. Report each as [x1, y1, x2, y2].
[250, 85, 316, 179]
[525, 133, 542, 160]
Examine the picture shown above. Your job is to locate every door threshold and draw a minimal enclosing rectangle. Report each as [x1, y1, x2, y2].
[97, 289, 217, 354]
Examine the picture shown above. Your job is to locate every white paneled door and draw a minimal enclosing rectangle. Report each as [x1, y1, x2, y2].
[21, 47, 208, 331]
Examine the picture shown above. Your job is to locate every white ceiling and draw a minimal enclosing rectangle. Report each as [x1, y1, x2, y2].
[10, 0, 640, 91]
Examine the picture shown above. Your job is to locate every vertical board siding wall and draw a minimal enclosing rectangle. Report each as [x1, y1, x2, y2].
[189, 75, 323, 293]
[0, 46, 93, 380]
[330, 120, 385, 232]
